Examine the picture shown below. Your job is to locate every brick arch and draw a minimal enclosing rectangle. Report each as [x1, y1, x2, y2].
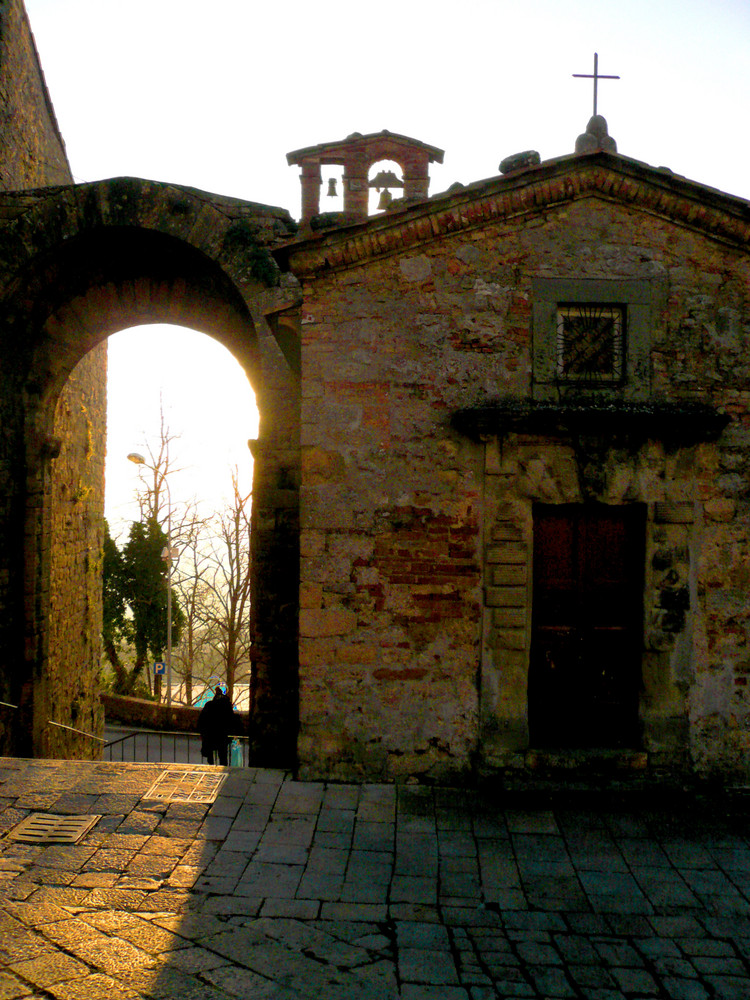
[0, 178, 301, 764]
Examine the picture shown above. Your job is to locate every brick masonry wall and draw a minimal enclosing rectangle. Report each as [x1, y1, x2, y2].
[293, 181, 750, 783]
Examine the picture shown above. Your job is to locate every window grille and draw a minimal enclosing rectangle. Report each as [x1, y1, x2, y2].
[556, 304, 624, 383]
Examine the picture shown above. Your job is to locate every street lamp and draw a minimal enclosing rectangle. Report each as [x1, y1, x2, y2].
[127, 452, 177, 706]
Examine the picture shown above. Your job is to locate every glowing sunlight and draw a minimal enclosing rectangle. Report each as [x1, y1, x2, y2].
[105, 325, 259, 541]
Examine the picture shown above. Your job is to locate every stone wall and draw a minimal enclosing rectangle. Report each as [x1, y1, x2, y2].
[102, 693, 248, 735]
[0, 0, 70, 189]
[295, 254, 487, 782]
[289, 165, 750, 783]
[247, 284, 301, 768]
[41, 346, 107, 759]
[0, 0, 109, 759]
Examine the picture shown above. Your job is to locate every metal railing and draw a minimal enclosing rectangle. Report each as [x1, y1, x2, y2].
[49, 720, 105, 743]
[40, 718, 249, 767]
[102, 727, 250, 766]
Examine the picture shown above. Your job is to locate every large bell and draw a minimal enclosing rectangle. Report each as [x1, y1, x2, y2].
[326, 177, 337, 198]
[376, 189, 393, 211]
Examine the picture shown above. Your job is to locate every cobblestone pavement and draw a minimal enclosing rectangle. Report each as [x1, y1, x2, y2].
[2, 759, 750, 999]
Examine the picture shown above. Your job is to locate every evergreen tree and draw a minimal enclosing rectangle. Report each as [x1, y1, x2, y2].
[102, 516, 185, 696]
[102, 520, 128, 688]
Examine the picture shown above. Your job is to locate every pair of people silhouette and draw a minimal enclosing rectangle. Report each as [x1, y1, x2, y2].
[197, 685, 236, 766]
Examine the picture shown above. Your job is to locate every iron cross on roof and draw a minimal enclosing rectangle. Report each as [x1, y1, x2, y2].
[573, 52, 620, 116]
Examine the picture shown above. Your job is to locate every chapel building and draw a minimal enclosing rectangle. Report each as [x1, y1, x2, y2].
[277, 120, 750, 785]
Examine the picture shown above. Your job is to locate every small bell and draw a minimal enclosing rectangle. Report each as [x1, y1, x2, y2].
[376, 189, 393, 211]
[326, 177, 337, 198]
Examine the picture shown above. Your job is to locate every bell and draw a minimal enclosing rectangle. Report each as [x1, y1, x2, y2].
[326, 177, 337, 198]
[376, 189, 393, 211]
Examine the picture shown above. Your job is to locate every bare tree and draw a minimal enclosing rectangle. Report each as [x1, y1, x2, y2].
[129, 404, 184, 525]
[196, 471, 253, 702]
[103, 404, 205, 702]
[104, 402, 254, 707]
[171, 535, 214, 705]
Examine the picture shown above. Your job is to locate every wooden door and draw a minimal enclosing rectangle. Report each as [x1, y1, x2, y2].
[529, 504, 645, 749]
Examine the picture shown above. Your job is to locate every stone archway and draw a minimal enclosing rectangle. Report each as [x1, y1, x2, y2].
[0, 177, 302, 765]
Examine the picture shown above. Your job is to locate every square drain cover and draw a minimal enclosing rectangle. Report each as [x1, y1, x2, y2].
[8, 813, 100, 844]
[144, 769, 227, 804]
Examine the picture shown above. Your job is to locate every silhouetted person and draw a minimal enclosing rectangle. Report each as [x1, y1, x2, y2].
[198, 685, 235, 765]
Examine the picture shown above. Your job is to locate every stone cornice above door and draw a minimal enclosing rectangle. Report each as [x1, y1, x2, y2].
[451, 399, 729, 448]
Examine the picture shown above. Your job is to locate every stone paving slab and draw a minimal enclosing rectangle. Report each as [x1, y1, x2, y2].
[2, 758, 750, 997]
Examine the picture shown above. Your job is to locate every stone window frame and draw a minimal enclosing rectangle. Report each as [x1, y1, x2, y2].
[532, 278, 656, 402]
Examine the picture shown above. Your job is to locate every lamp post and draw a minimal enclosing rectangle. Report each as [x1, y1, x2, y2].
[127, 452, 177, 705]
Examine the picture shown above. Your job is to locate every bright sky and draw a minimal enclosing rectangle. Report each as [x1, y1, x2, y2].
[105, 327, 258, 540]
[23, 0, 750, 528]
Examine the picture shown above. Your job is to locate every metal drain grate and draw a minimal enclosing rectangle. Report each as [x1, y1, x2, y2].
[8, 813, 100, 844]
[144, 769, 227, 804]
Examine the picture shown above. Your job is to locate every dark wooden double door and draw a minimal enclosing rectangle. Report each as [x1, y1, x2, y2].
[529, 504, 645, 749]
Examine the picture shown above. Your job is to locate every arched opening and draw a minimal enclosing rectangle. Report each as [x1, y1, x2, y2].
[368, 159, 404, 214]
[103, 324, 259, 714]
[1, 206, 300, 766]
[319, 165, 345, 215]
